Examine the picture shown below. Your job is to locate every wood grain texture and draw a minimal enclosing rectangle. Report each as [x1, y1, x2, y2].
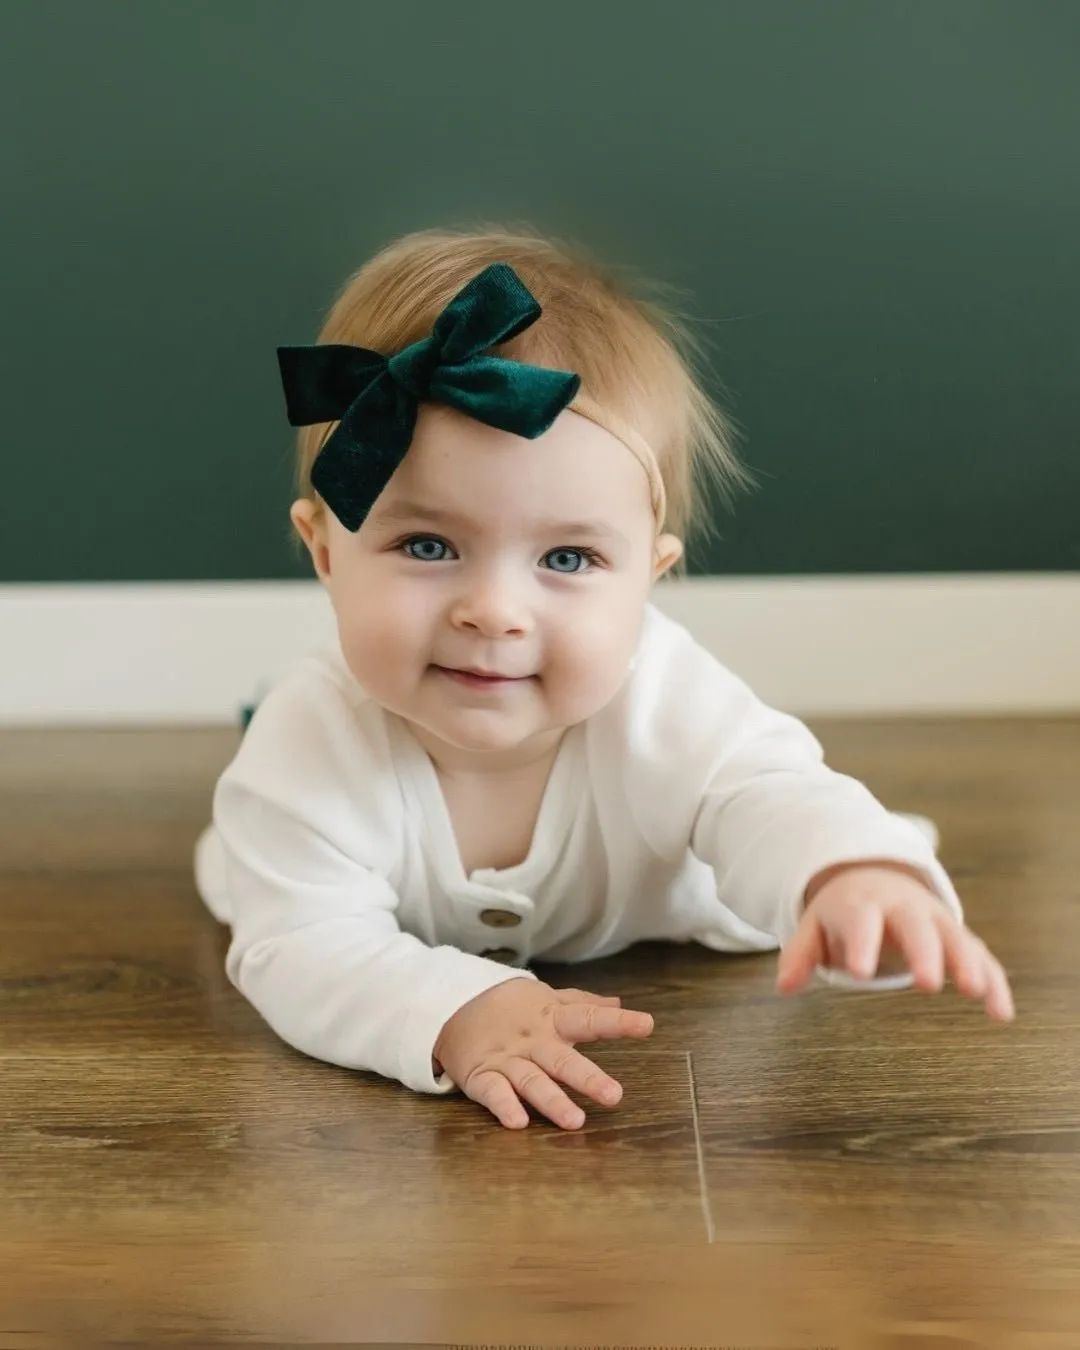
[1, 718, 1078, 1346]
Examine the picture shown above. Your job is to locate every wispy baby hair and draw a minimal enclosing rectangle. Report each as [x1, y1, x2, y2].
[288, 221, 754, 568]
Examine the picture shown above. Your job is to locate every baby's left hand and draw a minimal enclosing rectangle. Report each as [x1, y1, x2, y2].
[776, 861, 1015, 1021]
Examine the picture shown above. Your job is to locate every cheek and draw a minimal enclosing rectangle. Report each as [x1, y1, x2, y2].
[331, 576, 431, 686]
[544, 587, 646, 700]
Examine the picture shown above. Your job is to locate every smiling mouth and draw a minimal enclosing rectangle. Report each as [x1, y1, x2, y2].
[434, 665, 531, 688]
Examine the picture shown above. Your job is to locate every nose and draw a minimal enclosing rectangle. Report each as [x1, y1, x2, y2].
[449, 565, 532, 638]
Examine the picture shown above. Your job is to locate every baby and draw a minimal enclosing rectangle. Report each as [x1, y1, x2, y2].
[194, 225, 1014, 1132]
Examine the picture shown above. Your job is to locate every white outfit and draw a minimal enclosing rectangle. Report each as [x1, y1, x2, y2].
[193, 603, 961, 1097]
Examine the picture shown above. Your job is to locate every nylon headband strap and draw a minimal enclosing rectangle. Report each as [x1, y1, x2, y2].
[568, 391, 668, 532]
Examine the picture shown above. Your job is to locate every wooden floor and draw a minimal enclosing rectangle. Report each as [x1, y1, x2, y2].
[1, 717, 1079, 1348]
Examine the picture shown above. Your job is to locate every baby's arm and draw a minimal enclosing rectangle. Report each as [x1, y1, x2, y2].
[206, 665, 540, 1095]
[688, 678, 962, 973]
[684, 679, 1015, 1013]
[630, 613, 961, 986]
[214, 778, 537, 1094]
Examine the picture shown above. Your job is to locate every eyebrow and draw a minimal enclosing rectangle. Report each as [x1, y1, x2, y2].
[372, 500, 629, 543]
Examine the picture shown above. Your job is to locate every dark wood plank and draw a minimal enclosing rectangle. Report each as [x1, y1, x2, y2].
[0, 726, 231, 874]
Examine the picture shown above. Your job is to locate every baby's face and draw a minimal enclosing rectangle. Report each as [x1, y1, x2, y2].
[293, 404, 681, 766]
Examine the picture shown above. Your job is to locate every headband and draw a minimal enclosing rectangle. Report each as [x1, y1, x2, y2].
[276, 261, 667, 533]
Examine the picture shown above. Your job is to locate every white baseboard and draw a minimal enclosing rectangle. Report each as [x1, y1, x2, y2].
[1, 574, 1078, 725]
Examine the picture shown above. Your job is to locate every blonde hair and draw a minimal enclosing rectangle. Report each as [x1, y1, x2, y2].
[287, 222, 754, 571]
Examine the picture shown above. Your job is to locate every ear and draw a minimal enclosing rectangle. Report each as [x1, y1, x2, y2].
[290, 498, 332, 584]
[653, 532, 684, 580]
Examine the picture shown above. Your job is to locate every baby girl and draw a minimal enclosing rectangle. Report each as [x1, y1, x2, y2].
[194, 225, 1013, 1132]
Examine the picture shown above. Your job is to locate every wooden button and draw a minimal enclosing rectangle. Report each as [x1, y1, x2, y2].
[479, 947, 519, 964]
[479, 909, 522, 928]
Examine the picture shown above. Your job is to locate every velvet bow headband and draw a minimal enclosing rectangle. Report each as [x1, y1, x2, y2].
[276, 261, 667, 533]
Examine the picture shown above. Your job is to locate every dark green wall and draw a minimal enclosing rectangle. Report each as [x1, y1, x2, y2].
[3, 1, 1077, 581]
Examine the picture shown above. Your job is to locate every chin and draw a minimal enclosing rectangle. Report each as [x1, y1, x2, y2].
[423, 713, 543, 755]
[439, 725, 532, 754]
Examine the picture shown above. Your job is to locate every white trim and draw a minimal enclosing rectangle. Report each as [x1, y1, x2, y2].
[1, 574, 1078, 724]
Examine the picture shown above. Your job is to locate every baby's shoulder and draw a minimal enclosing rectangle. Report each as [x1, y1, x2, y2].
[578, 604, 739, 854]
[598, 602, 751, 749]
[215, 642, 399, 824]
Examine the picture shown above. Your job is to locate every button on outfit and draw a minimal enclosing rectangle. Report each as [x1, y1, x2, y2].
[480, 909, 522, 928]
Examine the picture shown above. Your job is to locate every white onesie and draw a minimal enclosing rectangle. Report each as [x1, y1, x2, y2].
[194, 602, 961, 1095]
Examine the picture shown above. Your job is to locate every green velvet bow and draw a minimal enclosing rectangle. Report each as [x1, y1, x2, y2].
[276, 262, 582, 531]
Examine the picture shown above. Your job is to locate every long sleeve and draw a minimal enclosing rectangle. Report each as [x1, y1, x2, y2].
[207, 662, 536, 1096]
[689, 682, 963, 983]
[622, 606, 963, 988]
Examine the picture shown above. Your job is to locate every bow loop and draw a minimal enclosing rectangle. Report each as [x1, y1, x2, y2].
[428, 356, 579, 437]
[428, 260, 544, 364]
[276, 344, 386, 426]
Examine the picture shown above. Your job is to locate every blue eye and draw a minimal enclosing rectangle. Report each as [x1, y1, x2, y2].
[542, 548, 594, 574]
[402, 536, 454, 562]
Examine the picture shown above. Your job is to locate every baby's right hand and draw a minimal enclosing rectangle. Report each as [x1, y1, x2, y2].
[433, 978, 654, 1130]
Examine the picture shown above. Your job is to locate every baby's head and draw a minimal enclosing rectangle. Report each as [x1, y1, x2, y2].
[287, 224, 750, 766]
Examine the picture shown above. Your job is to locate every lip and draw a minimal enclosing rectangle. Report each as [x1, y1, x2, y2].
[435, 665, 531, 688]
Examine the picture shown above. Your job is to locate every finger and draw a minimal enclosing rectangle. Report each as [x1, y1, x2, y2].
[936, 919, 989, 1001]
[981, 949, 1016, 1022]
[463, 1068, 530, 1130]
[836, 902, 886, 981]
[552, 1001, 654, 1044]
[502, 1056, 586, 1130]
[776, 916, 827, 992]
[939, 923, 1014, 1019]
[886, 905, 945, 991]
[531, 1041, 624, 1108]
[555, 988, 622, 1007]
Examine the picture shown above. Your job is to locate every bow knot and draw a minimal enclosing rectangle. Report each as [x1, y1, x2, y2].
[386, 334, 444, 399]
[276, 262, 582, 531]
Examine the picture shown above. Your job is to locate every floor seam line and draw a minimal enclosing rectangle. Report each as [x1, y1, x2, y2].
[685, 1048, 714, 1244]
